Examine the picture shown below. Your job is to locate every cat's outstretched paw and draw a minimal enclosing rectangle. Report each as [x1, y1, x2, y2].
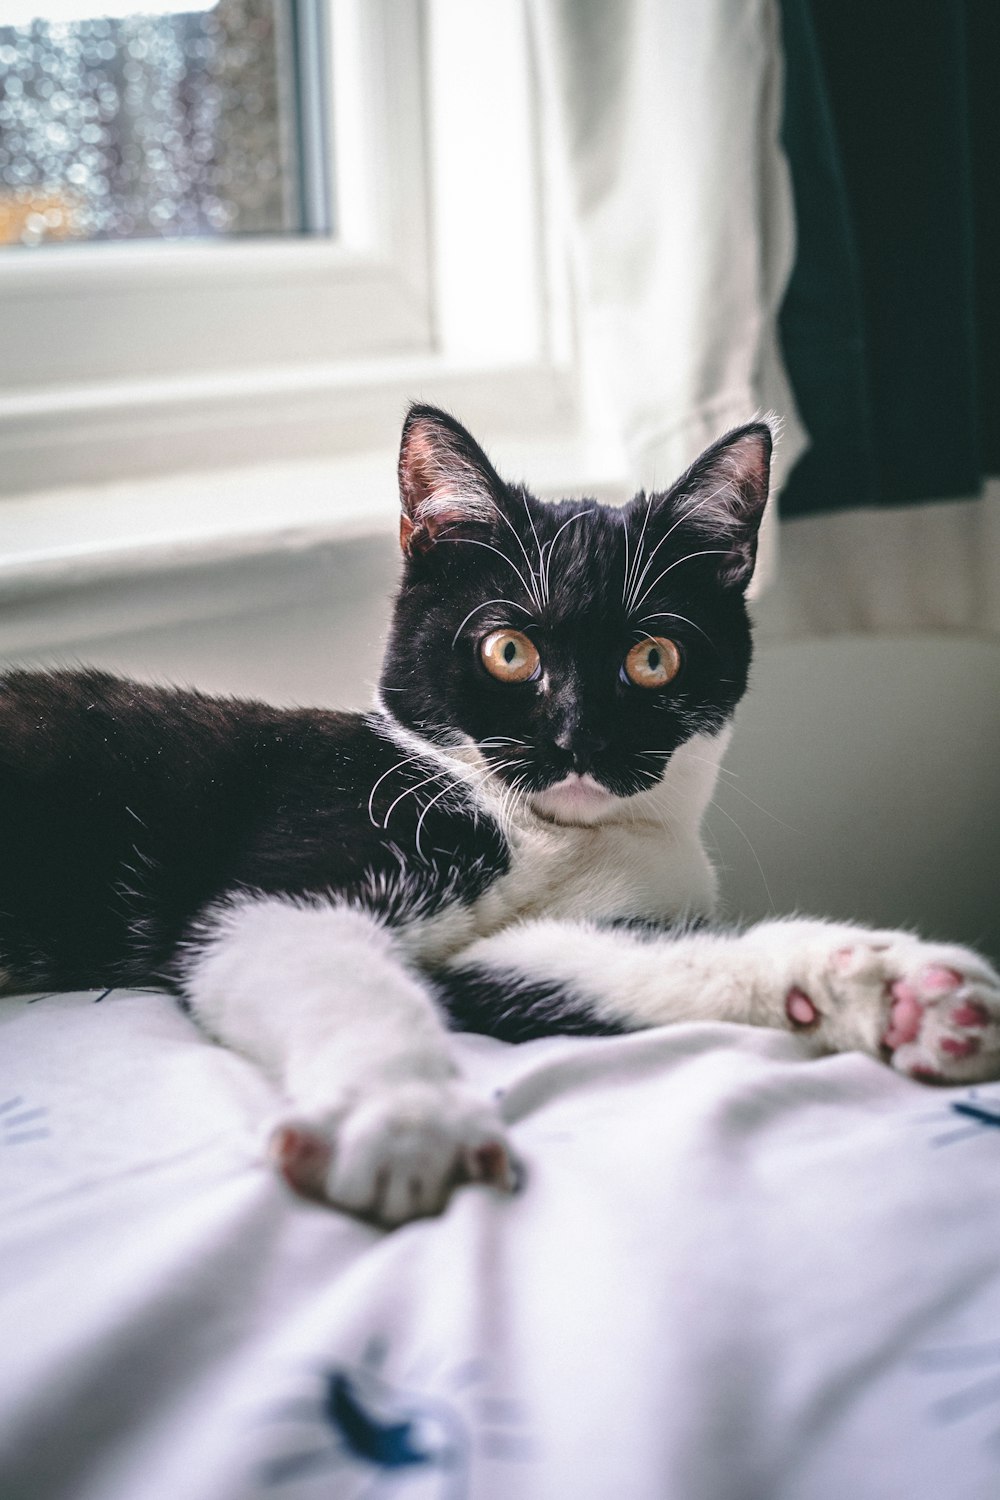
[877, 952, 1000, 1082]
[789, 937, 1000, 1084]
[269, 1081, 516, 1227]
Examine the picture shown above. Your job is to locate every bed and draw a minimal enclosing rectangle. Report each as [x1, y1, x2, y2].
[3, 983, 1000, 1500]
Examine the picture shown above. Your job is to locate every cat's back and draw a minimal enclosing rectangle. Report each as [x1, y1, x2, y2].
[0, 669, 379, 990]
[0, 665, 382, 873]
[0, 667, 361, 768]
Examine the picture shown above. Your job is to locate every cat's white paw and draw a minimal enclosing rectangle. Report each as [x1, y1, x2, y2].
[784, 935, 1000, 1083]
[269, 1081, 515, 1227]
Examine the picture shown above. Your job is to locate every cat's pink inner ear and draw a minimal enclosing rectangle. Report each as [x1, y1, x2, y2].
[675, 420, 774, 588]
[724, 429, 771, 506]
[695, 427, 772, 533]
[398, 420, 493, 557]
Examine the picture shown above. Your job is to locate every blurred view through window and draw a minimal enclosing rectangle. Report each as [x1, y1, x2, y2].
[0, 0, 324, 247]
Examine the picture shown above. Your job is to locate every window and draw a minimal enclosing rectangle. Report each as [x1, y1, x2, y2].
[0, 0, 582, 509]
[0, 0, 328, 249]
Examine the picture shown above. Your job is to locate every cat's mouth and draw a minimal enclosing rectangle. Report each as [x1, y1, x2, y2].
[526, 772, 620, 827]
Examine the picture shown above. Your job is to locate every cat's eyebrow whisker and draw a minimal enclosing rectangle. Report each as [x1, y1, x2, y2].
[436, 537, 538, 610]
[620, 508, 631, 613]
[635, 610, 716, 650]
[486, 501, 546, 614]
[631, 550, 731, 615]
[648, 479, 730, 549]
[522, 495, 547, 604]
[450, 599, 533, 647]
[622, 492, 654, 608]
[624, 484, 729, 615]
[542, 510, 594, 602]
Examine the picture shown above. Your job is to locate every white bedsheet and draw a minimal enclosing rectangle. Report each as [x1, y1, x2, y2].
[3, 987, 1000, 1500]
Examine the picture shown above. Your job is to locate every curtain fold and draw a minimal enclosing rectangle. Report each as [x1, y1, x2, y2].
[778, 0, 999, 517]
[531, 0, 806, 591]
[532, 0, 998, 631]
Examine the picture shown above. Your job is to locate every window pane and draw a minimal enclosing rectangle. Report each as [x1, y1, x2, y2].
[0, 0, 312, 247]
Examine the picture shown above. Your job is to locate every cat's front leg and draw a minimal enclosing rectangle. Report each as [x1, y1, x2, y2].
[179, 896, 514, 1226]
[439, 917, 1000, 1082]
[740, 918, 1000, 1082]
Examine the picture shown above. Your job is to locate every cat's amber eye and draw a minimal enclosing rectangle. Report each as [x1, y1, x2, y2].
[623, 637, 682, 689]
[480, 630, 541, 683]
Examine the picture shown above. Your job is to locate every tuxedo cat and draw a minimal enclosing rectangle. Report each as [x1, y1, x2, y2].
[2, 405, 998, 1226]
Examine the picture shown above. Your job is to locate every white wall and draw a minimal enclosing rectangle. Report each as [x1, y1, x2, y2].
[6, 535, 998, 965]
[708, 630, 1000, 962]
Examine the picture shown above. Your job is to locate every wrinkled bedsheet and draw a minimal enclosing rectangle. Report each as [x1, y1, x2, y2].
[3, 987, 1000, 1500]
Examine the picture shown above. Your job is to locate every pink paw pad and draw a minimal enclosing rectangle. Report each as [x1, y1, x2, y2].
[918, 965, 964, 995]
[939, 1036, 981, 1059]
[883, 983, 924, 1048]
[785, 987, 819, 1028]
[269, 1123, 331, 1200]
[951, 1001, 990, 1029]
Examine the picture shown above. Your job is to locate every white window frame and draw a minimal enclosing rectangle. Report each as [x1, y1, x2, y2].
[0, 0, 587, 501]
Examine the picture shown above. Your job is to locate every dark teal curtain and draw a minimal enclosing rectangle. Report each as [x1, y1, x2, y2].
[777, 1, 999, 517]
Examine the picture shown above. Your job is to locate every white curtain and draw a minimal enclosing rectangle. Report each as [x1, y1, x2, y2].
[530, 0, 807, 592]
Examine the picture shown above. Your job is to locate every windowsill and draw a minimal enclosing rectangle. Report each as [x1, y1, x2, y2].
[0, 427, 631, 597]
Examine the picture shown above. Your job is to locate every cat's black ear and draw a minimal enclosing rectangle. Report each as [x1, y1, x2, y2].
[397, 405, 502, 557]
[664, 419, 775, 589]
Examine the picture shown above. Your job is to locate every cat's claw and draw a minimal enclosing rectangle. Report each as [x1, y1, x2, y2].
[821, 939, 1000, 1083]
[270, 1081, 516, 1227]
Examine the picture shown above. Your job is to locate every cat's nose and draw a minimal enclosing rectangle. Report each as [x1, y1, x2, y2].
[553, 731, 607, 773]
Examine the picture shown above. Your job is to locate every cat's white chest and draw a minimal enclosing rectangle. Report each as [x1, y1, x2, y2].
[401, 808, 717, 968]
[391, 729, 728, 968]
[479, 816, 718, 931]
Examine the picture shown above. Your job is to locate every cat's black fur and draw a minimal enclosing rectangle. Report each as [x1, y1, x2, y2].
[0, 670, 507, 992]
[0, 404, 767, 1004]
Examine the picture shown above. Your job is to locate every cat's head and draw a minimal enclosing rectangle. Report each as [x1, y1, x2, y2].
[379, 404, 772, 826]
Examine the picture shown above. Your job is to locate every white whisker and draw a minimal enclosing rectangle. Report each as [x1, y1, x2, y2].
[487, 500, 545, 614]
[624, 483, 730, 614]
[636, 610, 716, 649]
[620, 508, 631, 611]
[381, 767, 452, 829]
[631, 550, 731, 614]
[436, 536, 538, 607]
[542, 510, 594, 601]
[450, 598, 533, 647]
[522, 495, 548, 606]
[412, 768, 494, 858]
[366, 750, 438, 828]
[708, 796, 775, 910]
[678, 749, 801, 833]
[622, 492, 654, 608]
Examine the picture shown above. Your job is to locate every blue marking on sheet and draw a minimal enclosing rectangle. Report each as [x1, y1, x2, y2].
[1, 1098, 50, 1145]
[952, 1100, 1000, 1127]
[921, 1088, 1000, 1147]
